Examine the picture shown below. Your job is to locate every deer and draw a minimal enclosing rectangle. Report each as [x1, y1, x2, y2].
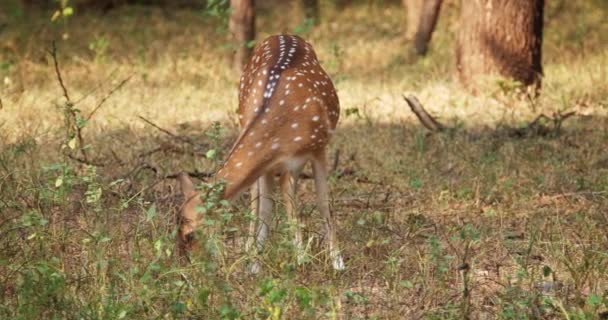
[177, 34, 344, 272]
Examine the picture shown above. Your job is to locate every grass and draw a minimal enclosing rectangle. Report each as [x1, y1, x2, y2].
[1, 1, 608, 319]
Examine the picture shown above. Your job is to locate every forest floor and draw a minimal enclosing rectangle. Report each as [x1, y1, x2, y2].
[1, 1, 608, 319]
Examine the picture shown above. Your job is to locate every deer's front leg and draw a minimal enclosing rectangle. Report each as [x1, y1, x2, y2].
[248, 174, 274, 274]
[245, 179, 260, 253]
[312, 151, 345, 271]
[280, 170, 304, 262]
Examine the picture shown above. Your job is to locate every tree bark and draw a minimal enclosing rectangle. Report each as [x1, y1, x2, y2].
[456, 0, 544, 92]
[413, 0, 442, 55]
[403, 0, 423, 40]
[229, 0, 255, 73]
[302, 0, 320, 25]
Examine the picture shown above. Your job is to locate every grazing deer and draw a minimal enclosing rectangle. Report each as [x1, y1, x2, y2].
[178, 34, 344, 272]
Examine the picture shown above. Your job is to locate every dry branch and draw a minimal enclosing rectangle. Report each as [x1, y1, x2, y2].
[498, 110, 576, 138]
[49, 41, 88, 162]
[403, 95, 446, 132]
[49, 41, 71, 102]
[137, 115, 208, 151]
[165, 170, 214, 180]
[86, 75, 133, 121]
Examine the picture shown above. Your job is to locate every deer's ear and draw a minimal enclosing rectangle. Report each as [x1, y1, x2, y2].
[178, 172, 195, 196]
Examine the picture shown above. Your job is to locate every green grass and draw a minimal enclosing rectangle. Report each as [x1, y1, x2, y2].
[1, 1, 608, 319]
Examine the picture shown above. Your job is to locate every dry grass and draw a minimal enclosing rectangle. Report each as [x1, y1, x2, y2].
[1, 1, 608, 319]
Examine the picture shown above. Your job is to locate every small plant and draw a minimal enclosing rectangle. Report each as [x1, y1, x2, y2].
[50, 0, 74, 40]
[203, 0, 231, 33]
[293, 18, 316, 35]
[89, 36, 110, 63]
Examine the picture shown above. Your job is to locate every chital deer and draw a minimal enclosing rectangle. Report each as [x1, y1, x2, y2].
[178, 34, 344, 272]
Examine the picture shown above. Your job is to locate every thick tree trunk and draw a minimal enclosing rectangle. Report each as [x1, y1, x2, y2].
[403, 0, 423, 40]
[302, 0, 320, 25]
[456, 0, 544, 92]
[229, 0, 255, 73]
[413, 0, 442, 55]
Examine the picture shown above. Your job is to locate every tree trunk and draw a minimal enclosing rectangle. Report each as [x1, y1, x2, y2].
[403, 0, 423, 40]
[229, 0, 255, 73]
[302, 0, 320, 25]
[413, 0, 442, 55]
[456, 0, 544, 92]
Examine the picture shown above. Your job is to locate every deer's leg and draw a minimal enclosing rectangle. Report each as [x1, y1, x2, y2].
[280, 170, 304, 259]
[255, 173, 274, 250]
[245, 179, 260, 253]
[251, 173, 273, 250]
[312, 151, 345, 271]
[247, 173, 274, 274]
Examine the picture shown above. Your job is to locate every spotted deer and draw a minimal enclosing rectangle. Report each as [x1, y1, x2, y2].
[178, 34, 344, 271]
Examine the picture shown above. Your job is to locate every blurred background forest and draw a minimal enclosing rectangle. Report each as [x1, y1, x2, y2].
[1, 0, 608, 319]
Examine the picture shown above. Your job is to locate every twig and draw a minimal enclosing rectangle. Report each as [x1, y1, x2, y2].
[331, 148, 341, 173]
[165, 170, 214, 180]
[74, 68, 120, 105]
[403, 95, 446, 132]
[48, 41, 71, 102]
[138, 115, 206, 149]
[122, 162, 159, 179]
[545, 191, 607, 200]
[460, 241, 472, 319]
[48, 41, 89, 162]
[499, 110, 577, 138]
[66, 154, 105, 167]
[86, 75, 133, 121]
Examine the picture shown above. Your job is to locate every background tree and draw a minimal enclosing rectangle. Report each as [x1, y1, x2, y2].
[229, 0, 255, 72]
[302, 0, 320, 25]
[413, 0, 442, 55]
[403, 0, 442, 55]
[403, 0, 423, 40]
[456, 0, 544, 92]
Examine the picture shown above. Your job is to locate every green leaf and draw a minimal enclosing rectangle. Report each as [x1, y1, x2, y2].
[51, 10, 61, 22]
[62, 7, 74, 17]
[206, 149, 217, 159]
[55, 177, 64, 187]
[543, 265, 552, 277]
[146, 205, 157, 222]
[67, 137, 77, 149]
[154, 239, 163, 255]
[587, 293, 602, 306]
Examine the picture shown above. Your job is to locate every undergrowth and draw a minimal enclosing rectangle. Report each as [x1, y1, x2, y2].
[1, 1, 607, 319]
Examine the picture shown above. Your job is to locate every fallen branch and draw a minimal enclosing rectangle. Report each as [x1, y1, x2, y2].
[66, 154, 106, 167]
[165, 170, 214, 180]
[122, 162, 159, 179]
[498, 110, 576, 138]
[403, 95, 446, 132]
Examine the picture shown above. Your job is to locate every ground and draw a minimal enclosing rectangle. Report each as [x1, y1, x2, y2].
[1, 1, 607, 319]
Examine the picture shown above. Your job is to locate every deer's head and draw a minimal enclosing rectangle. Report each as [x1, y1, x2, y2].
[177, 173, 203, 252]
